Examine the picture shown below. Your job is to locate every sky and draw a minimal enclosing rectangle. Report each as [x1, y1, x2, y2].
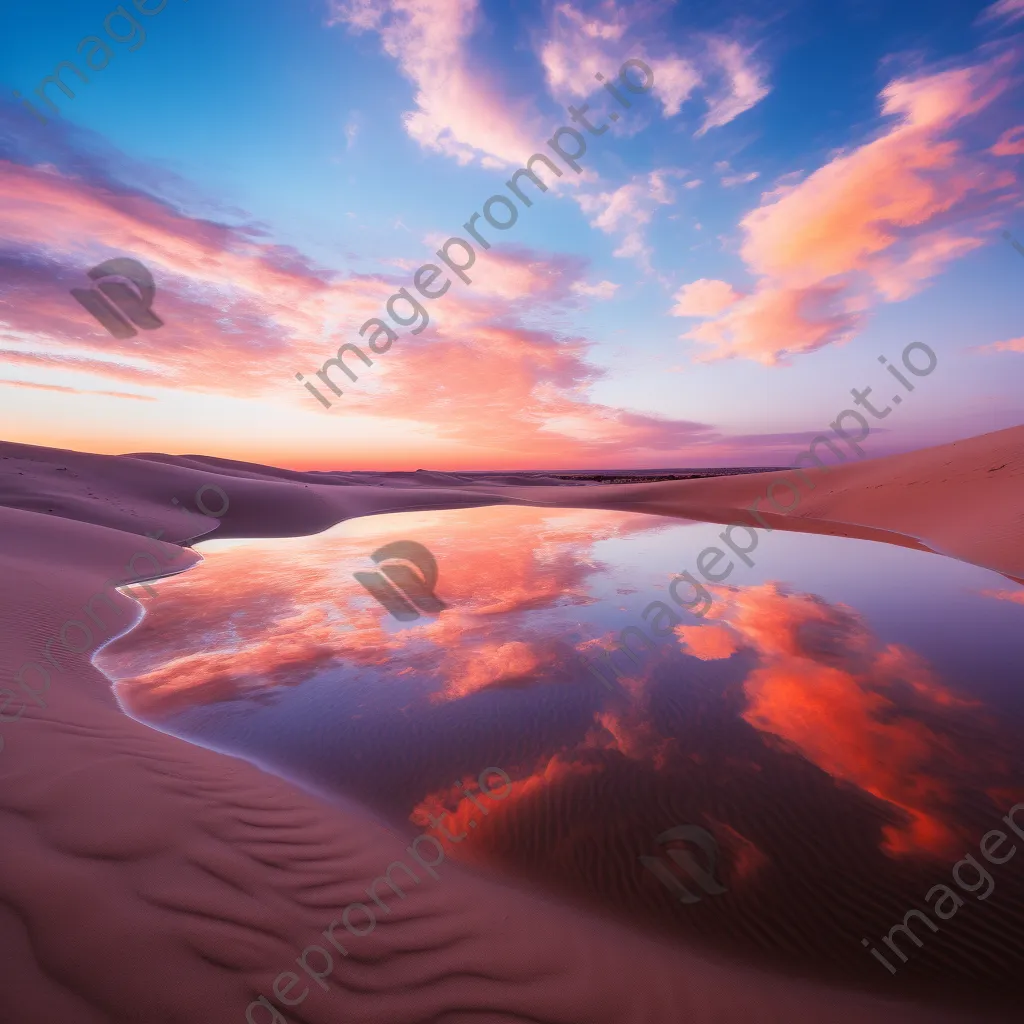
[0, 0, 1021, 471]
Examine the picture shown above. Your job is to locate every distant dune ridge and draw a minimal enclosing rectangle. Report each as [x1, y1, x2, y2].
[0, 427, 1020, 1023]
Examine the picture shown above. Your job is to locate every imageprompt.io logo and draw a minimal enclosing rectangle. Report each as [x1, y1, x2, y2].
[639, 825, 728, 905]
[355, 541, 447, 622]
[1005, 229, 1024, 262]
[70, 257, 164, 340]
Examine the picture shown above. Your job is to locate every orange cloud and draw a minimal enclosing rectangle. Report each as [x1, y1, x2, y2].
[703, 816, 770, 883]
[684, 582, 1001, 858]
[106, 506, 664, 717]
[679, 52, 1021, 364]
[670, 278, 741, 317]
[0, 347, 171, 386]
[675, 623, 739, 660]
[430, 640, 544, 703]
[584, 706, 677, 769]
[683, 282, 861, 364]
[370, 303, 718, 459]
[977, 335, 1024, 354]
[409, 754, 602, 858]
[0, 152, 720, 463]
[0, 155, 390, 395]
[0, 379, 155, 401]
[979, 587, 1024, 604]
[462, 247, 587, 302]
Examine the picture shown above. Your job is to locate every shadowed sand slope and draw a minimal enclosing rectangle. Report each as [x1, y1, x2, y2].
[0, 431, 1020, 1023]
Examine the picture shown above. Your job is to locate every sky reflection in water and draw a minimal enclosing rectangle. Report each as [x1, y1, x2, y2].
[97, 505, 1024, 1015]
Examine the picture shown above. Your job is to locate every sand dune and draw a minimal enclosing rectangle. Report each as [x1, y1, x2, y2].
[0, 428, 1020, 1023]
[497, 424, 1024, 584]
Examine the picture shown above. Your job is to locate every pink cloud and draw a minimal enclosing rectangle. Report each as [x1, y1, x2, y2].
[670, 278, 741, 317]
[539, 2, 632, 98]
[464, 248, 588, 302]
[869, 229, 987, 302]
[679, 52, 1022, 364]
[570, 279, 619, 299]
[585, 706, 676, 770]
[0, 348, 171, 386]
[431, 640, 542, 703]
[646, 55, 703, 118]
[720, 170, 760, 188]
[684, 282, 862, 364]
[538, 2, 768, 131]
[0, 158, 391, 399]
[979, 587, 1024, 604]
[0, 379, 155, 401]
[977, 335, 1024, 354]
[322, 286, 716, 456]
[993, 124, 1024, 155]
[371, 305, 717, 458]
[675, 623, 740, 660]
[328, 0, 539, 167]
[110, 505, 667, 713]
[977, 0, 1024, 25]
[0, 153, 721, 462]
[696, 38, 770, 136]
[691, 583, 998, 858]
[575, 169, 684, 269]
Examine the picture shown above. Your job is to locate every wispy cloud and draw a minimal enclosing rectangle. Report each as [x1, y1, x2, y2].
[0, 379, 156, 400]
[992, 125, 1024, 154]
[696, 38, 770, 136]
[345, 112, 361, 149]
[0, 128, 726, 461]
[328, 0, 539, 167]
[538, 1, 771, 134]
[976, 335, 1024, 354]
[977, 0, 1024, 26]
[571, 279, 620, 299]
[714, 160, 760, 188]
[574, 168, 684, 270]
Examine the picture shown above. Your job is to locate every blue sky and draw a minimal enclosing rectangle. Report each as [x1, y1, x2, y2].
[0, 0, 1021, 468]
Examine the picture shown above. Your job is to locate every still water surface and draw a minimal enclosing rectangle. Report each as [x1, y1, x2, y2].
[97, 505, 1024, 1018]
